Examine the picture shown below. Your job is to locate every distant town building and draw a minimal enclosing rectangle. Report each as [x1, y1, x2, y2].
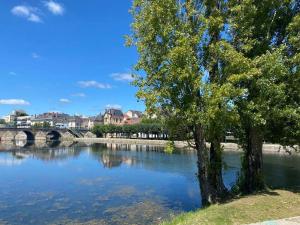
[80, 114, 104, 129]
[125, 110, 143, 119]
[123, 110, 143, 125]
[31, 117, 54, 127]
[3, 110, 28, 124]
[68, 116, 83, 129]
[16, 116, 31, 128]
[3, 114, 16, 124]
[91, 114, 104, 127]
[32, 112, 70, 128]
[1, 108, 144, 129]
[55, 123, 68, 129]
[81, 117, 90, 130]
[103, 108, 123, 125]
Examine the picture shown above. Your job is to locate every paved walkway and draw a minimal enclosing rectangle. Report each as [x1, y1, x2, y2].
[249, 216, 300, 225]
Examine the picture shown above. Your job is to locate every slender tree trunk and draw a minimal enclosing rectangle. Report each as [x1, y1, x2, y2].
[242, 126, 264, 193]
[194, 124, 215, 205]
[209, 139, 227, 199]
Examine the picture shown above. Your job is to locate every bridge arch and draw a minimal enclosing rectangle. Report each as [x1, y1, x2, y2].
[46, 130, 62, 141]
[15, 131, 35, 141]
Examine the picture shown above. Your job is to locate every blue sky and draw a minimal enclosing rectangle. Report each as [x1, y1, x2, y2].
[0, 0, 144, 117]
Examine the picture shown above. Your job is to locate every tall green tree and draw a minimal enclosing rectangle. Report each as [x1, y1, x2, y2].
[129, 0, 299, 204]
[202, 0, 232, 197]
[128, 0, 235, 204]
[227, 0, 300, 193]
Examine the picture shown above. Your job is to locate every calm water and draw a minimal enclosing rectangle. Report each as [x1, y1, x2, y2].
[0, 141, 299, 225]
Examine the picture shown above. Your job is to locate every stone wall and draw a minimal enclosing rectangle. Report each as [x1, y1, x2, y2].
[74, 138, 299, 154]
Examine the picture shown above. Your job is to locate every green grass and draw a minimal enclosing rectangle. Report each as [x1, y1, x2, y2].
[162, 190, 300, 225]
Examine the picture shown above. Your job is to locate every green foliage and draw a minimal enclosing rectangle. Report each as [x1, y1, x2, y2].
[129, 0, 235, 203]
[129, 0, 300, 198]
[165, 141, 175, 154]
[130, 0, 206, 131]
[227, 0, 300, 145]
[92, 122, 168, 139]
[15, 112, 28, 117]
[225, 0, 300, 192]
[0, 119, 5, 124]
[32, 122, 51, 129]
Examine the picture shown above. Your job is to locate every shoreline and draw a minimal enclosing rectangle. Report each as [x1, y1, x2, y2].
[75, 138, 298, 154]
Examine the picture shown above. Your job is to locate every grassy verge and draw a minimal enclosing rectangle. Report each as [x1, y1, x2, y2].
[162, 190, 300, 225]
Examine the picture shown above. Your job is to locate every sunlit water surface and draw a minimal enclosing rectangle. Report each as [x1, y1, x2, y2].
[0, 141, 299, 225]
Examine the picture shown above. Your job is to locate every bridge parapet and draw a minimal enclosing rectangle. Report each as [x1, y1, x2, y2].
[0, 128, 93, 142]
[0, 128, 83, 142]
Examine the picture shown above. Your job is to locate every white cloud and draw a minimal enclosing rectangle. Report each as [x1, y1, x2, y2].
[0, 99, 30, 105]
[44, 1, 65, 15]
[32, 52, 40, 59]
[28, 14, 42, 23]
[78, 81, 112, 89]
[11, 5, 42, 23]
[72, 93, 86, 97]
[106, 104, 122, 109]
[59, 98, 70, 103]
[11, 6, 30, 16]
[111, 73, 134, 82]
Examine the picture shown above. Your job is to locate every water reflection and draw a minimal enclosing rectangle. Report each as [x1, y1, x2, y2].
[0, 141, 299, 225]
[0, 141, 82, 162]
[90, 143, 153, 168]
[0, 140, 76, 151]
[15, 139, 34, 148]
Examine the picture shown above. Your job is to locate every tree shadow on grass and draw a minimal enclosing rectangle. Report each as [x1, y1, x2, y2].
[218, 186, 300, 207]
[275, 186, 300, 194]
[217, 188, 280, 206]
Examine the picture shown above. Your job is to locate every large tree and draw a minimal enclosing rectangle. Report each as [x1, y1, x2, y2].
[227, 0, 300, 193]
[129, 0, 300, 204]
[128, 0, 236, 205]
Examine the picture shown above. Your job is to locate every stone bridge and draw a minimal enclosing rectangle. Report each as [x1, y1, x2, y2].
[0, 128, 96, 142]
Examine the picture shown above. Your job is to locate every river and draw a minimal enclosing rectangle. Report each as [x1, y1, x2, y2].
[0, 141, 299, 225]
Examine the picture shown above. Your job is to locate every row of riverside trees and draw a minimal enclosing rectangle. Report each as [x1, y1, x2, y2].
[128, 0, 300, 205]
[92, 119, 170, 139]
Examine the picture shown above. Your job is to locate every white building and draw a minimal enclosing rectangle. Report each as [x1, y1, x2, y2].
[3, 114, 16, 123]
[31, 117, 54, 127]
[68, 116, 83, 129]
[125, 110, 143, 119]
[16, 116, 31, 128]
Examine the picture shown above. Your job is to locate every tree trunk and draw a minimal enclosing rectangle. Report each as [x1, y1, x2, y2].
[242, 126, 265, 193]
[194, 125, 216, 206]
[209, 140, 227, 199]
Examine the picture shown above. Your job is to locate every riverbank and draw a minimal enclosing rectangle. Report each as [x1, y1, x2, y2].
[75, 138, 297, 153]
[161, 190, 300, 225]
